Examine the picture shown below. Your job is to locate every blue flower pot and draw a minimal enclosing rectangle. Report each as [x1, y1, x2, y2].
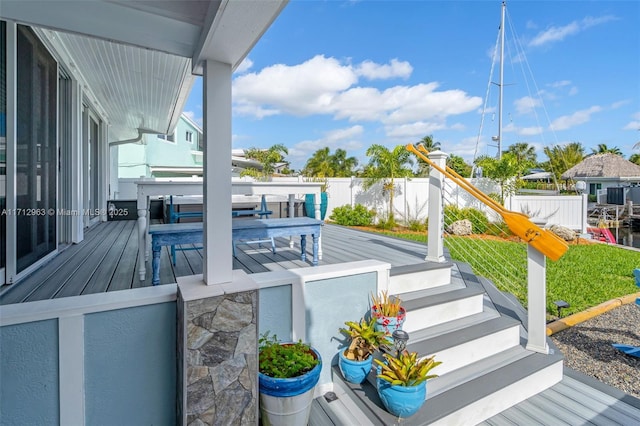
[371, 306, 406, 343]
[376, 373, 426, 418]
[305, 193, 328, 220]
[259, 346, 322, 425]
[338, 350, 373, 384]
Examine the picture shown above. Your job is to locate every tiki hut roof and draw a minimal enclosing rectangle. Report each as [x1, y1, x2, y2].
[561, 153, 640, 180]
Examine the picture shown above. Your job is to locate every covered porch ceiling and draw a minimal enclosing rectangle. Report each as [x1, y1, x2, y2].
[1, 0, 287, 140]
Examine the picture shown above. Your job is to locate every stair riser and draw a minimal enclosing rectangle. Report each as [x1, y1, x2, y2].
[389, 266, 451, 295]
[429, 360, 564, 426]
[403, 294, 484, 333]
[424, 325, 520, 375]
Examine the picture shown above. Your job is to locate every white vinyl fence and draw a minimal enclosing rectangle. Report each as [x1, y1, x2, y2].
[115, 176, 587, 230]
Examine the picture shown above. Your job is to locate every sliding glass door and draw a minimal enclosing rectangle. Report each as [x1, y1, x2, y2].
[1, 21, 6, 282]
[15, 25, 57, 273]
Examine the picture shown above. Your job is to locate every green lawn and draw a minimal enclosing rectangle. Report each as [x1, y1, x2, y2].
[361, 229, 639, 316]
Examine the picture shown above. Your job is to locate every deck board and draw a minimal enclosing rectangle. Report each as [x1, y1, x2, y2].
[82, 221, 135, 295]
[55, 221, 129, 298]
[109, 221, 142, 291]
[0, 221, 430, 305]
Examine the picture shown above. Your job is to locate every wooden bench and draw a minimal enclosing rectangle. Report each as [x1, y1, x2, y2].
[148, 217, 323, 285]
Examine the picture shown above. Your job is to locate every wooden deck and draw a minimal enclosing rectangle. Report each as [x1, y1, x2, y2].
[0, 220, 427, 305]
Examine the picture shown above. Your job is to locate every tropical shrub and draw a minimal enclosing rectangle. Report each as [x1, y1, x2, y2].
[340, 317, 389, 361]
[330, 204, 375, 226]
[375, 350, 441, 387]
[258, 332, 319, 379]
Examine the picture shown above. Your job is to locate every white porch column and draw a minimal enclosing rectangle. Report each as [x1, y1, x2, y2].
[70, 81, 84, 243]
[426, 150, 448, 263]
[526, 244, 549, 354]
[202, 60, 233, 285]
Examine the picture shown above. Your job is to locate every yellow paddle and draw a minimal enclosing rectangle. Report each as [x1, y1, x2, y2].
[407, 144, 568, 261]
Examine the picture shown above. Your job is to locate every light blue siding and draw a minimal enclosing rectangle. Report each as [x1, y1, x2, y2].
[84, 302, 176, 425]
[259, 284, 293, 341]
[0, 319, 60, 426]
[304, 272, 378, 386]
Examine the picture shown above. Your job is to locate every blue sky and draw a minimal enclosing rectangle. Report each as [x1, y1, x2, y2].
[183, 0, 640, 171]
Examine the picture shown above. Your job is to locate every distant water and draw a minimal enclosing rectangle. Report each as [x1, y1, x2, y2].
[611, 227, 640, 249]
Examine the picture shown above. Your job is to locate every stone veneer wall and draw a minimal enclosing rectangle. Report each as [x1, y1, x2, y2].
[178, 289, 258, 425]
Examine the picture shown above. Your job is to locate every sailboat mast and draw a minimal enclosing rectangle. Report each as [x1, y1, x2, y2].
[497, 1, 506, 159]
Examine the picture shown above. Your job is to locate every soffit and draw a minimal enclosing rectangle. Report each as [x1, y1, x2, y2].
[1, 0, 287, 140]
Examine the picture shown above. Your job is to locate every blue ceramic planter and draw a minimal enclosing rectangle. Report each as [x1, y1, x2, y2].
[258, 346, 322, 397]
[305, 193, 328, 220]
[377, 375, 426, 418]
[371, 306, 406, 342]
[338, 350, 373, 384]
[259, 346, 322, 425]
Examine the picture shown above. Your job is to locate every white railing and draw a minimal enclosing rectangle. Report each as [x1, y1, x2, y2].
[426, 151, 550, 354]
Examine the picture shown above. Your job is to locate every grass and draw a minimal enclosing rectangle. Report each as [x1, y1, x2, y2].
[357, 228, 639, 316]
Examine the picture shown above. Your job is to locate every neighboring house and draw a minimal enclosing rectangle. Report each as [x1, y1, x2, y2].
[117, 113, 204, 178]
[561, 153, 640, 196]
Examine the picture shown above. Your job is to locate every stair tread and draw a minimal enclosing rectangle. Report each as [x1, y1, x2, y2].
[390, 261, 453, 276]
[406, 309, 501, 343]
[403, 286, 485, 311]
[340, 349, 563, 425]
[398, 282, 466, 300]
[407, 315, 521, 356]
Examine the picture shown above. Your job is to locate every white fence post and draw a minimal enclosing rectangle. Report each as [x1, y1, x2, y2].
[426, 151, 448, 263]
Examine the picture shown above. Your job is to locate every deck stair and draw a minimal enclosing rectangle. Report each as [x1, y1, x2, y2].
[317, 261, 564, 425]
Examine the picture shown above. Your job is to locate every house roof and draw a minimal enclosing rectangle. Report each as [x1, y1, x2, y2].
[522, 171, 553, 181]
[561, 153, 640, 180]
[1, 0, 287, 141]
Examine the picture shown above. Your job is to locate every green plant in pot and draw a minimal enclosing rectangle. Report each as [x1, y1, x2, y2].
[338, 317, 389, 384]
[371, 290, 406, 340]
[375, 350, 442, 418]
[258, 332, 322, 425]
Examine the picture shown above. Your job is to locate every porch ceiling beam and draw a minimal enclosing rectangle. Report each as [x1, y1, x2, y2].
[192, 0, 288, 75]
[0, 1, 200, 58]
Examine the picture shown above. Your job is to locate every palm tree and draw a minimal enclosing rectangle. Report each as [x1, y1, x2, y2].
[505, 142, 537, 165]
[331, 148, 358, 177]
[630, 153, 640, 166]
[241, 144, 289, 179]
[415, 135, 441, 176]
[363, 144, 414, 225]
[302, 147, 333, 177]
[542, 142, 585, 181]
[302, 148, 359, 177]
[590, 143, 623, 156]
[474, 153, 527, 203]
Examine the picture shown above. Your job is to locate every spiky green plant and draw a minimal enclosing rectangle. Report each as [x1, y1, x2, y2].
[375, 350, 442, 387]
[340, 317, 389, 361]
[371, 290, 403, 317]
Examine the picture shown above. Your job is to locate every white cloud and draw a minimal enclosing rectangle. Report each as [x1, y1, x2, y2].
[182, 110, 202, 126]
[514, 96, 542, 115]
[384, 121, 447, 139]
[355, 59, 413, 80]
[529, 15, 616, 47]
[623, 121, 640, 131]
[233, 55, 357, 116]
[623, 112, 640, 131]
[610, 100, 630, 109]
[568, 86, 579, 96]
[549, 106, 602, 131]
[548, 80, 571, 88]
[235, 57, 254, 74]
[233, 55, 482, 140]
[287, 125, 364, 168]
[519, 126, 544, 136]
